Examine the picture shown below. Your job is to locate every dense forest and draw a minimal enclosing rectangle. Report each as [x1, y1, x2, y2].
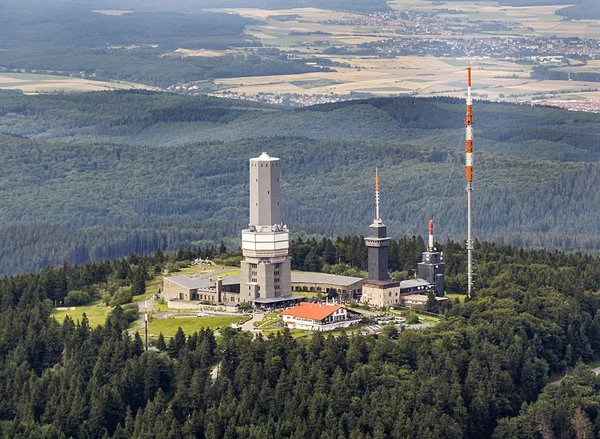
[4, 0, 390, 15]
[434, 0, 600, 18]
[0, 8, 259, 51]
[2, 92, 600, 273]
[531, 65, 600, 83]
[2, 241, 600, 437]
[0, 4, 338, 88]
[0, 50, 330, 89]
[556, 0, 600, 19]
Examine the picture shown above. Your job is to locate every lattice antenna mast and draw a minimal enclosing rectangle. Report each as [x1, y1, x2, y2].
[144, 300, 149, 351]
[466, 67, 474, 299]
[375, 168, 380, 221]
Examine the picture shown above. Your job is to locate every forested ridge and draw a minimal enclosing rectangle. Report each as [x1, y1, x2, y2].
[2, 92, 600, 273]
[2, 241, 600, 437]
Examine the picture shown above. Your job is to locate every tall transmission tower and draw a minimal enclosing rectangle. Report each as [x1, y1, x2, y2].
[465, 67, 474, 299]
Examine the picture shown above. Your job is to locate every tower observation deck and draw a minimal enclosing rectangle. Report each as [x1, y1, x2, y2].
[240, 152, 298, 306]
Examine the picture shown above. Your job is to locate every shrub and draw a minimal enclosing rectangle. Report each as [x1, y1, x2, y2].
[64, 290, 92, 306]
[111, 287, 133, 306]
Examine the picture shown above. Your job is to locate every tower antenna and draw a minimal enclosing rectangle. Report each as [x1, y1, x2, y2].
[428, 220, 434, 252]
[466, 67, 474, 299]
[144, 299, 148, 351]
[375, 167, 380, 221]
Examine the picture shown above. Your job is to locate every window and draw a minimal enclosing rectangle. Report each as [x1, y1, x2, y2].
[274, 271, 279, 275]
[251, 278, 257, 282]
[275, 278, 279, 283]
[252, 271, 257, 275]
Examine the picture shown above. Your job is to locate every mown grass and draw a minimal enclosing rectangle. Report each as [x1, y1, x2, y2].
[139, 315, 241, 337]
[51, 300, 110, 327]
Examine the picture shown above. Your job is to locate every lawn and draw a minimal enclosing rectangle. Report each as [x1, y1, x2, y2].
[139, 315, 241, 337]
[447, 293, 466, 303]
[51, 301, 110, 327]
[261, 328, 310, 339]
[254, 312, 282, 328]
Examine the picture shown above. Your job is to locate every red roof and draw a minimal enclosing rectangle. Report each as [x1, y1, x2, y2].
[280, 303, 341, 321]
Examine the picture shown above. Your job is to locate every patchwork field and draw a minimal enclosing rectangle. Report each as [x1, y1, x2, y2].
[196, 1, 600, 104]
[210, 56, 600, 102]
[0, 73, 157, 94]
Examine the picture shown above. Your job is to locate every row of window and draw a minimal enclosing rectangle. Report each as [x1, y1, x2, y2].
[251, 162, 279, 167]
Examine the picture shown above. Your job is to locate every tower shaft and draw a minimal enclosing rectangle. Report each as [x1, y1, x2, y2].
[466, 68, 474, 299]
[241, 152, 292, 304]
[365, 168, 390, 281]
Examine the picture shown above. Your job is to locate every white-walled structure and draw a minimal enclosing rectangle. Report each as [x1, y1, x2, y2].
[280, 303, 361, 331]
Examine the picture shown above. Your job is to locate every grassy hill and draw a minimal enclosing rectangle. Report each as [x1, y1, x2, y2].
[2, 92, 600, 273]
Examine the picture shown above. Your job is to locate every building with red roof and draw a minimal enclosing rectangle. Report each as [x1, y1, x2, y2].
[280, 302, 362, 331]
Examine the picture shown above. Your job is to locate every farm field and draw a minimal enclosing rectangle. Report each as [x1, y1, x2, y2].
[211, 56, 600, 102]
[193, 1, 600, 104]
[0, 73, 156, 94]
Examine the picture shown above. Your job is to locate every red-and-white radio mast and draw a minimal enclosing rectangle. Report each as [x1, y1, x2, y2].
[428, 220, 434, 252]
[466, 67, 474, 298]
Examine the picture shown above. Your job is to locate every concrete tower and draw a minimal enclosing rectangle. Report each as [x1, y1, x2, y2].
[417, 220, 445, 297]
[240, 152, 295, 307]
[364, 168, 391, 281]
[360, 169, 400, 308]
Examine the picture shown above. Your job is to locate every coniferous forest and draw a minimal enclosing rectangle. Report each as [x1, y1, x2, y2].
[3, 92, 600, 273]
[1, 241, 600, 438]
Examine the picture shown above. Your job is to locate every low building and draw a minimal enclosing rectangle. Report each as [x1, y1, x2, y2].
[291, 273, 363, 299]
[360, 278, 436, 308]
[162, 275, 241, 304]
[280, 303, 362, 331]
[401, 294, 448, 309]
[360, 279, 401, 308]
[163, 272, 365, 306]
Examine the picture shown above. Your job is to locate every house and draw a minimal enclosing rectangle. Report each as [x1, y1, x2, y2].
[280, 302, 362, 331]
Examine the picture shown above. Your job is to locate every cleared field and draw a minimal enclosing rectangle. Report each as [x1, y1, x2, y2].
[207, 7, 361, 22]
[173, 48, 240, 57]
[0, 73, 156, 94]
[212, 57, 534, 98]
[140, 316, 241, 337]
[92, 10, 133, 16]
[51, 301, 110, 327]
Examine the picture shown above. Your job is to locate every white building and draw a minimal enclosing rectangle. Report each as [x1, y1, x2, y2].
[280, 303, 361, 331]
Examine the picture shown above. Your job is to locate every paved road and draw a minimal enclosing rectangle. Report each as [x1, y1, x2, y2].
[240, 312, 265, 335]
[552, 365, 600, 385]
[210, 361, 221, 384]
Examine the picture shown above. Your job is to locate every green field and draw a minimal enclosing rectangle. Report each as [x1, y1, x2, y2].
[446, 293, 466, 303]
[51, 301, 110, 327]
[262, 328, 310, 339]
[140, 316, 241, 337]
